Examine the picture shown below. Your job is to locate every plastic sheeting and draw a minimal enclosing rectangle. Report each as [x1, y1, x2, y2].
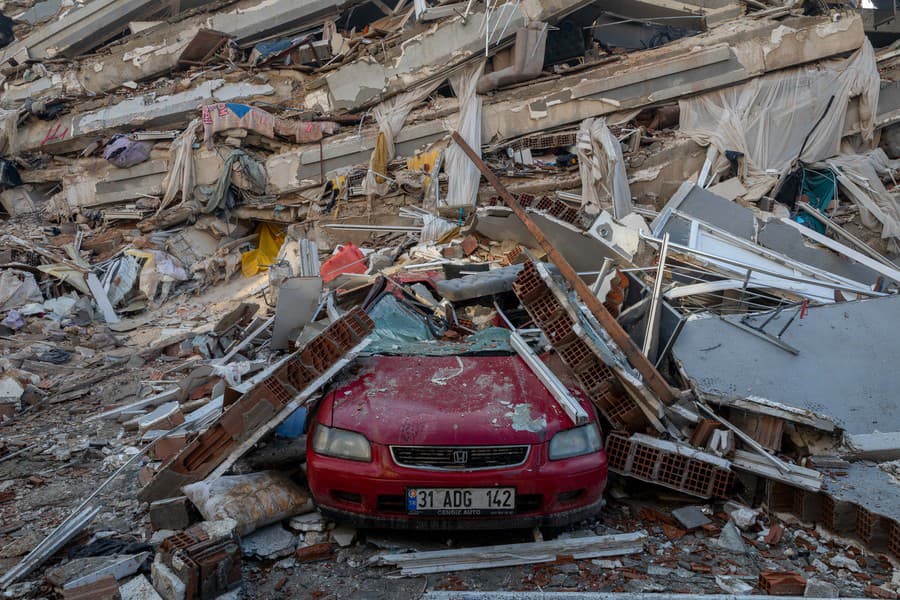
[420, 213, 455, 242]
[443, 61, 485, 208]
[0, 269, 42, 310]
[576, 117, 632, 219]
[679, 41, 880, 195]
[812, 149, 900, 244]
[241, 223, 285, 277]
[363, 80, 441, 196]
[158, 119, 200, 215]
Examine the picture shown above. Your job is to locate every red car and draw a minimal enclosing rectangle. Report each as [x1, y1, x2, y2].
[306, 354, 608, 529]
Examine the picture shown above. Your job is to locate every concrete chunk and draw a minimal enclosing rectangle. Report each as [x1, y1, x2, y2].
[239, 524, 296, 560]
[119, 575, 164, 600]
[671, 506, 711, 530]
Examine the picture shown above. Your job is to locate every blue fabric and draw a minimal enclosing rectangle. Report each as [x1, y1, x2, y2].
[795, 168, 837, 234]
[275, 407, 307, 439]
[225, 103, 252, 119]
[253, 38, 294, 59]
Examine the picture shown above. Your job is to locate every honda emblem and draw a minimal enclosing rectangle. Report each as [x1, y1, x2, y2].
[452, 450, 468, 465]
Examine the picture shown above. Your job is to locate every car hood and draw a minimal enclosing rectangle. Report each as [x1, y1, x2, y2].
[325, 355, 579, 445]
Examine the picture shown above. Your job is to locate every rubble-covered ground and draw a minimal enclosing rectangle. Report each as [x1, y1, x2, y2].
[2, 0, 900, 598]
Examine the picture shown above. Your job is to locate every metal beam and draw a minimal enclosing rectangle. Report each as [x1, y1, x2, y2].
[642, 233, 669, 361]
[510, 331, 589, 427]
[450, 131, 677, 405]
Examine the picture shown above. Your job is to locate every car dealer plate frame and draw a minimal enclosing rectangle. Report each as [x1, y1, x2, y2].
[406, 487, 516, 516]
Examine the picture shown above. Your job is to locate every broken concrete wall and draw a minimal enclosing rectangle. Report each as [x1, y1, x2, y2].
[0, 0, 218, 64]
[2, 0, 371, 108]
[12, 79, 278, 155]
[267, 12, 866, 196]
[673, 294, 900, 437]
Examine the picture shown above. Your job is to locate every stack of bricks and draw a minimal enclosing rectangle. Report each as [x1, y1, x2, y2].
[508, 131, 578, 152]
[139, 307, 375, 502]
[512, 260, 647, 431]
[764, 483, 900, 561]
[605, 432, 734, 499]
[856, 506, 892, 553]
[158, 526, 242, 599]
[488, 194, 581, 225]
[822, 495, 857, 535]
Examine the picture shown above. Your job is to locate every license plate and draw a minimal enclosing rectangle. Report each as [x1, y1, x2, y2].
[406, 487, 516, 515]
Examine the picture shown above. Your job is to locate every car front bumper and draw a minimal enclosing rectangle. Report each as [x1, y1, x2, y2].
[306, 442, 608, 530]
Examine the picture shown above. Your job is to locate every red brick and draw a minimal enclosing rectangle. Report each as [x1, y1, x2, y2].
[296, 542, 333, 563]
[758, 571, 806, 596]
[866, 585, 899, 599]
[152, 434, 188, 462]
[661, 525, 687, 541]
[765, 524, 785, 545]
[460, 235, 478, 256]
[690, 563, 712, 574]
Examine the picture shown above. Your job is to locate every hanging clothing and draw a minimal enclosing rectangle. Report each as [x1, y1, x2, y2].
[576, 117, 632, 219]
[158, 119, 201, 215]
[103, 134, 153, 168]
[202, 102, 276, 148]
[443, 61, 485, 208]
[363, 80, 442, 196]
[197, 149, 267, 214]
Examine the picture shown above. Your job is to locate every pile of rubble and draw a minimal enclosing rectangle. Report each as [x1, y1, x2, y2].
[1, 0, 900, 597]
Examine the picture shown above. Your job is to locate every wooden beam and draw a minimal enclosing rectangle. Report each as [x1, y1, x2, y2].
[450, 131, 677, 405]
[371, 0, 393, 15]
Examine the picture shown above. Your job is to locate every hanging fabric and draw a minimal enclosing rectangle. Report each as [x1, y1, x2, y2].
[576, 117, 633, 219]
[443, 61, 485, 208]
[363, 80, 442, 196]
[157, 119, 200, 215]
[678, 40, 880, 197]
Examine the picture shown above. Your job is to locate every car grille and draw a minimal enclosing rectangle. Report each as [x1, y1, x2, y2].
[390, 446, 529, 470]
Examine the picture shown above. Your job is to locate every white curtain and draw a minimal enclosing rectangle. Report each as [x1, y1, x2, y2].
[678, 40, 880, 193]
[363, 81, 441, 196]
[442, 61, 485, 208]
[576, 116, 633, 219]
[158, 118, 200, 215]
[814, 150, 900, 243]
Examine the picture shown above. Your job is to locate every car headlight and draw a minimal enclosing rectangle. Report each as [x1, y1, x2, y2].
[549, 423, 602, 460]
[311, 424, 372, 462]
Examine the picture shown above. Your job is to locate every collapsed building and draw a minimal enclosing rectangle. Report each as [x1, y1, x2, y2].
[1, 0, 900, 598]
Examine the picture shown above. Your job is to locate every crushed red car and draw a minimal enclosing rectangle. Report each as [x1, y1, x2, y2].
[306, 353, 608, 529]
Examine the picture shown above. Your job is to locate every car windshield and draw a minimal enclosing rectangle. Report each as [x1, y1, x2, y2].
[365, 293, 513, 356]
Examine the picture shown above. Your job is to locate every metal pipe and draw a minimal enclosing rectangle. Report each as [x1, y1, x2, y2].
[639, 232, 883, 297]
[591, 257, 614, 296]
[797, 202, 899, 270]
[642, 233, 668, 359]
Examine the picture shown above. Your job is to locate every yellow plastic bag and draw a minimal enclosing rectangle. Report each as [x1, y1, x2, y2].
[241, 223, 285, 277]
